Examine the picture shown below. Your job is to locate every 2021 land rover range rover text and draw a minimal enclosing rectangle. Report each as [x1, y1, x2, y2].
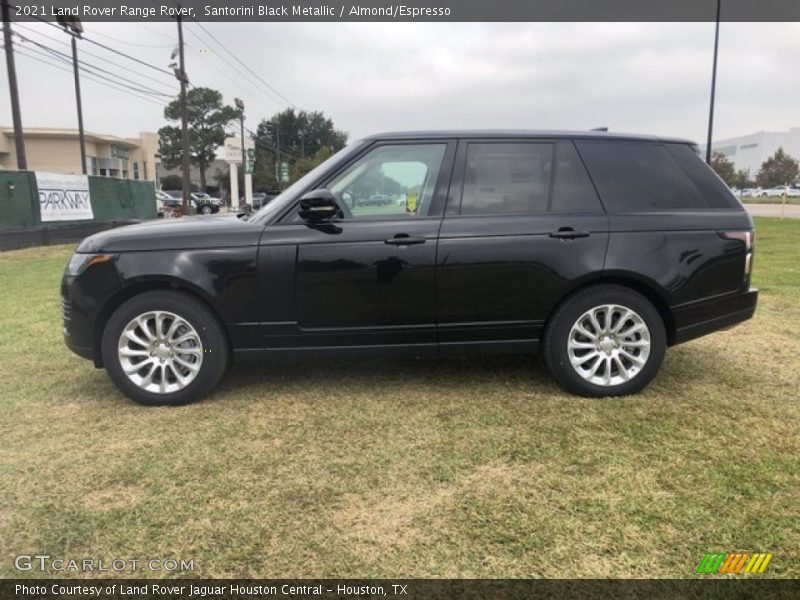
[62, 130, 757, 405]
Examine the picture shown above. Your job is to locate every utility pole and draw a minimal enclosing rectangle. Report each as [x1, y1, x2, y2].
[174, 14, 190, 211]
[298, 130, 305, 159]
[275, 124, 281, 190]
[2, 0, 26, 169]
[705, 0, 721, 165]
[235, 98, 245, 176]
[58, 17, 86, 175]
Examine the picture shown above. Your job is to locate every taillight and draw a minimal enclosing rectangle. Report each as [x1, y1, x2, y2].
[722, 230, 754, 282]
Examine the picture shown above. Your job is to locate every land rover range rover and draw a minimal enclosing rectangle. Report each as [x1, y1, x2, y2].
[62, 130, 757, 405]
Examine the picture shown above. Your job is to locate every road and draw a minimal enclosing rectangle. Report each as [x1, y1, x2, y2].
[744, 203, 800, 219]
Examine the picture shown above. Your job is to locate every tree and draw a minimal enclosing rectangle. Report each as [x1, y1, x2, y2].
[253, 108, 347, 188]
[755, 147, 799, 188]
[731, 168, 755, 189]
[158, 87, 239, 191]
[158, 174, 183, 191]
[710, 152, 737, 187]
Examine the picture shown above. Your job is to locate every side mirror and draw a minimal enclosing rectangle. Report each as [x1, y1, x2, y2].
[299, 189, 339, 221]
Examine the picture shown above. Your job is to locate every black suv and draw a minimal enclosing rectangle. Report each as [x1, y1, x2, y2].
[62, 130, 757, 405]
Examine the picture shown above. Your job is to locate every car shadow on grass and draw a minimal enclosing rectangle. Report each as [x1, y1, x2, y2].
[212, 340, 751, 404]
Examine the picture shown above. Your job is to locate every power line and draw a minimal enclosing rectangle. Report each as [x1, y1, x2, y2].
[88, 27, 175, 48]
[13, 32, 175, 98]
[7, 46, 167, 107]
[15, 23, 174, 88]
[13, 8, 176, 78]
[191, 21, 295, 107]
[11, 43, 170, 104]
[13, 23, 176, 88]
[184, 24, 287, 109]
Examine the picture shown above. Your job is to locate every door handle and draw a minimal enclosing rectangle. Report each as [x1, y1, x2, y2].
[385, 234, 426, 246]
[549, 227, 591, 240]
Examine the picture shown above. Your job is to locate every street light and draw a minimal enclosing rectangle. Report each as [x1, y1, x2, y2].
[706, 0, 722, 165]
[57, 16, 87, 175]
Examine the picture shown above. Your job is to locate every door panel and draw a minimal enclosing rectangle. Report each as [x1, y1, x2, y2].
[437, 214, 609, 343]
[256, 140, 455, 350]
[436, 139, 610, 346]
[296, 219, 439, 345]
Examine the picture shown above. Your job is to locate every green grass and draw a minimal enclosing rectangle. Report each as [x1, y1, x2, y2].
[1, 217, 798, 579]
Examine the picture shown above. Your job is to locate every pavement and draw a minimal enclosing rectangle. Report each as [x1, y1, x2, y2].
[744, 203, 800, 219]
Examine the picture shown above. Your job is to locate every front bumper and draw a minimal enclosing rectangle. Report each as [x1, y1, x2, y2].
[671, 288, 758, 345]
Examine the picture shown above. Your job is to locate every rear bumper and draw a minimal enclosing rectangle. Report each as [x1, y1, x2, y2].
[671, 288, 758, 345]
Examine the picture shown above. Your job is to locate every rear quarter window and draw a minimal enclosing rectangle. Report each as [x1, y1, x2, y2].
[575, 140, 710, 212]
[664, 143, 741, 209]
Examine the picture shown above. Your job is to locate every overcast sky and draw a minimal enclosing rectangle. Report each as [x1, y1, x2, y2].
[2, 22, 798, 144]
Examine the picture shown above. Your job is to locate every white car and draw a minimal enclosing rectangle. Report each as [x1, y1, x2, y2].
[760, 186, 800, 197]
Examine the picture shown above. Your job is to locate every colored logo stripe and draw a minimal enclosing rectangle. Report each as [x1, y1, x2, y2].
[697, 553, 773, 574]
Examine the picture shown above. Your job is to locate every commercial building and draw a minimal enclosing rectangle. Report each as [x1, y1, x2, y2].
[0, 127, 159, 181]
[703, 127, 800, 177]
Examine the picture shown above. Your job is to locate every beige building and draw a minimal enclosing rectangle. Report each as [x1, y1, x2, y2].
[0, 127, 160, 181]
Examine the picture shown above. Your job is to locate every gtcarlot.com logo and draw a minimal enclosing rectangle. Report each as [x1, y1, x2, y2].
[14, 554, 195, 573]
[696, 552, 773, 574]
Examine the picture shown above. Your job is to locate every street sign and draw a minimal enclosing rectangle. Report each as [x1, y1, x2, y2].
[245, 148, 255, 174]
[280, 162, 289, 183]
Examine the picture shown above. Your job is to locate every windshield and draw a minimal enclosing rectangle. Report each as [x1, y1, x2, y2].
[248, 141, 364, 224]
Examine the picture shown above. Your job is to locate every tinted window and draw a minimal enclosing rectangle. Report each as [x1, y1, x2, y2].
[551, 141, 603, 212]
[460, 143, 552, 215]
[665, 143, 740, 209]
[327, 144, 446, 219]
[575, 141, 708, 211]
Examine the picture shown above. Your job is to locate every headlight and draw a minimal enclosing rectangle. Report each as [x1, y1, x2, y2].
[65, 253, 114, 276]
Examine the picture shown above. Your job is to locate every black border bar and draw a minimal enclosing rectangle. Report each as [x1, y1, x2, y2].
[4, 579, 800, 600]
[6, 0, 800, 22]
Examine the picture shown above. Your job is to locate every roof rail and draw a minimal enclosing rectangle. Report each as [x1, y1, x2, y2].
[590, 127, 609, 132]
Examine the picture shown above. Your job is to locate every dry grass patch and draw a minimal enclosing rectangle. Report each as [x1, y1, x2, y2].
[82, 485, 147, 512]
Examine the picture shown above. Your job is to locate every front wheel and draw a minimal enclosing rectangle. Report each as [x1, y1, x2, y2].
[543, 285, 666, 397]
[101, 291, 228, 405]
[201, 205, 213, 215]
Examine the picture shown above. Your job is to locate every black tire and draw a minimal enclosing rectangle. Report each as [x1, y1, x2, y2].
[543, 284, 666, 397]
[201, 205, 213, 215]
[101, 291, 228, 406]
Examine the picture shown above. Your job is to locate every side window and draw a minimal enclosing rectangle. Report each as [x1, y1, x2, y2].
[575, 141, 709, 211]
[460, 143, 553, 215]
[664, 143, 739, 209]
[327, 144, 446, 219]
[551, 141, 603, 212]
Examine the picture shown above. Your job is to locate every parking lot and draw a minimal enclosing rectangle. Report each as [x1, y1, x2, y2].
[1, 216, 798, 578]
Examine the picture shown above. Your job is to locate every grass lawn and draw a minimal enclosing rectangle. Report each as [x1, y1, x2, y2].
[1, 217, 798, 579]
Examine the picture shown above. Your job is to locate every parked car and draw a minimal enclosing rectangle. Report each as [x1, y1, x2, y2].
[162, 190, 221, 215]
[190, 192, 222, 214]
[760, 186, 800, 197]
[62, 130, 757, 405]
[359, 194, 393, 207]
[250, 191, 279, 210]
[739, 188, 761, 197]
[155, 190, 179, 216]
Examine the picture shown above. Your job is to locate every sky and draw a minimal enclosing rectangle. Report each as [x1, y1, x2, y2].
[1, 21, 798, 145]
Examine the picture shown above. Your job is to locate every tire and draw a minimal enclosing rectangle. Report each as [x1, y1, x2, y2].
[101, 291, 228, 406]
[201, 205, 213, 215]
[543, 284, 666, 397]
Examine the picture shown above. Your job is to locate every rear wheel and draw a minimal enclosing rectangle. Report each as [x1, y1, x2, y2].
[543, 285, 666, 397]
[201, 204, 213, 215]
[101, 291, 228, 406]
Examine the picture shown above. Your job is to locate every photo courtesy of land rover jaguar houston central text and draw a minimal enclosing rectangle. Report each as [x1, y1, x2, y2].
[61, 130, 758, 405]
